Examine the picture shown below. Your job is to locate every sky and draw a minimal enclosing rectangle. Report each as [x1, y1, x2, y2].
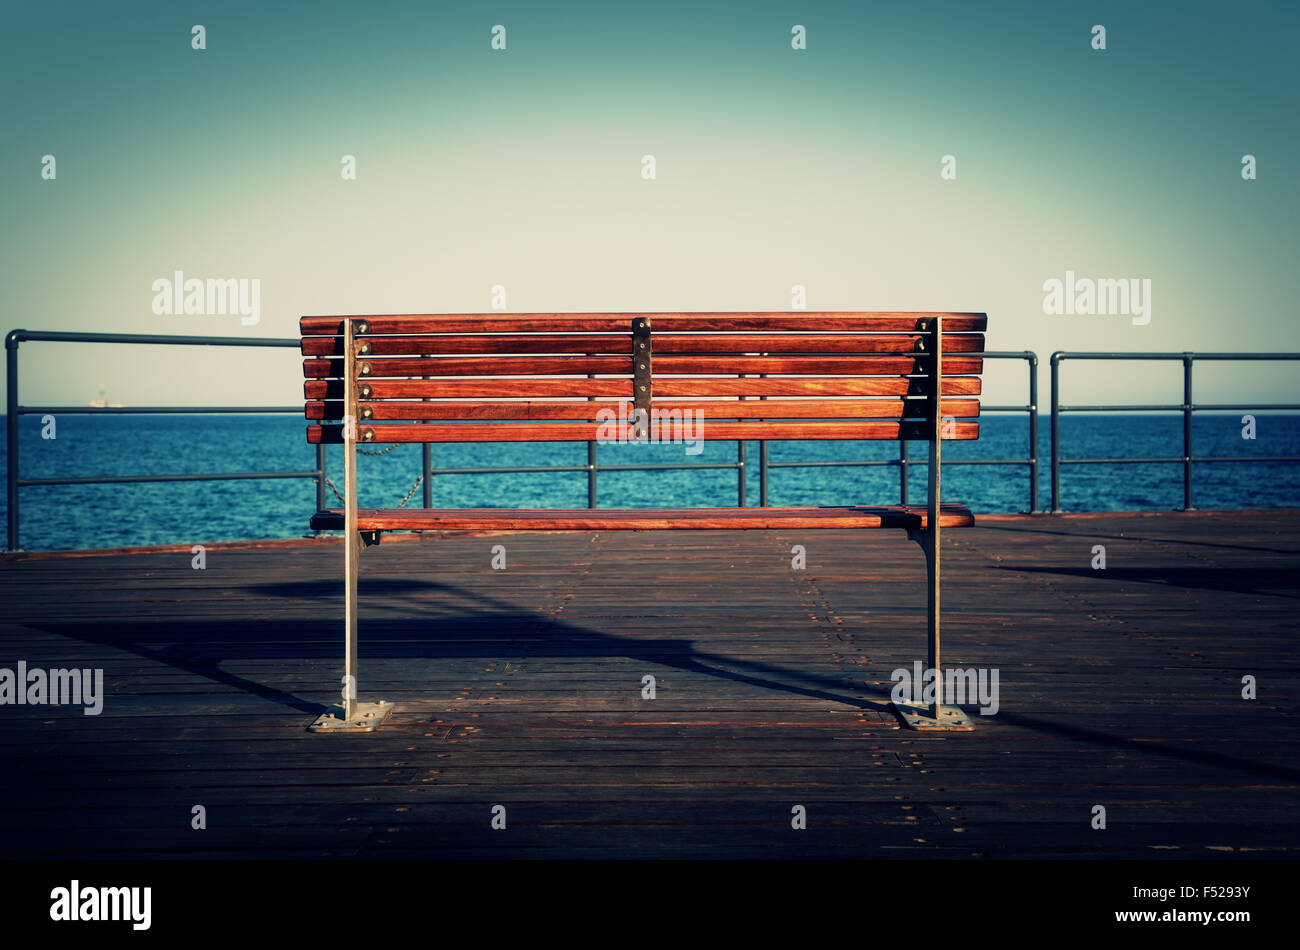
[2, 0, 1297, 411]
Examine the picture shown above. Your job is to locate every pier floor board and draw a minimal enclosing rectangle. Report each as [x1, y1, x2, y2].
[1, 510, 1297, 859]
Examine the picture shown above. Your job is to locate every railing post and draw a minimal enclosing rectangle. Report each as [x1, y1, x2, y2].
[315, 443, 327, 512]
[759, 440, 768, 507]
[586, 352, 598, 509]
[5, 331, 21, 551]
[1050, 353, 1061, 513]
[422, 443, 433, 508]
[899, 439, 909, 506]
[737, 440, 746, 507]
[1183, 353, 1195, 511]
[1027, 352, 1039, 513]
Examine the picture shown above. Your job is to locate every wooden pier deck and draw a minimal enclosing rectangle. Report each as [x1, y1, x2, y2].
[1, 510, 1297, 860]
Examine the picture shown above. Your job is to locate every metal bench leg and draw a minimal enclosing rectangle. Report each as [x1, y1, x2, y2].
[310, 532, 393, 732]
[895, 529, 974, 730]
[893, 314, 974, 731]
[310, 317, 394, 733]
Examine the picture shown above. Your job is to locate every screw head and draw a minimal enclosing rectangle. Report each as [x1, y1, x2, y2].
[360, 363, 372, 376]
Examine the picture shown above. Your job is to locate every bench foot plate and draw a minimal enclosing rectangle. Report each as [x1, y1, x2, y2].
[892, 702, 976, 731]
[308, 700, 395, 733]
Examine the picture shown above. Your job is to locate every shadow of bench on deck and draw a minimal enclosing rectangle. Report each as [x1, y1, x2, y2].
[28, 573, 897, 720]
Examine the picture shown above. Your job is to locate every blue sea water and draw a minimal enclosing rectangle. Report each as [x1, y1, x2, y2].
[2, 413, 1298, 551]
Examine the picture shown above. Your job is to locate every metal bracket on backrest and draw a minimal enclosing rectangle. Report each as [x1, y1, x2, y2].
[632, 316, 652, 441]
[915, 316, 943, 438]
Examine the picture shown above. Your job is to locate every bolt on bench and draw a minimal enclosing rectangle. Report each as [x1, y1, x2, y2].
[301, 312, 987, 732]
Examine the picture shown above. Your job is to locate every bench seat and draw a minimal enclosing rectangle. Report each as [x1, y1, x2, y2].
[309, 504, 974, 532]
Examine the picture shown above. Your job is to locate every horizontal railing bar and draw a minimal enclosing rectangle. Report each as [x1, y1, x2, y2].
[18, 406, 303, 414]
[1060, 404, 1300, 412]
[19, 402, 1288, 416]
[430, 463, 743, 475]
[1194, 404, 1300, 411]
[7, 330, 298, 347]
[1061, 404, 1184, 412]
[1190, 456, 1300, 463]
[18, 471, 321, 486]
[1061, 456, 1300, 466]
[1059, 457, 1185, 465]
[766, 458, 1031, 468]
[429, 465, 593, 475]
[585, 463, 740, 472]
[924, 458, 1036, 466]
[1054, 352, 1300, 361]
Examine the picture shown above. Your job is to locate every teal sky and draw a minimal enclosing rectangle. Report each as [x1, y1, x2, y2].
[2, 0, 1297, 409]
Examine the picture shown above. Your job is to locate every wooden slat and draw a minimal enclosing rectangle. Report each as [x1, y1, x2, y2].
[306, 420, 980, 444]
[304, 398, 983, 421]
[302, 352, 986, 379]
[664, 333, 986, 355]
[299, 332, 985, 357]
[300, 313, 988, 335]
[303, 356, 631, 378]
[308, 504, 976, 531]
[650, 377, 983, 397]
[302, 334, 631, 357]
[303, 375, 982, 400]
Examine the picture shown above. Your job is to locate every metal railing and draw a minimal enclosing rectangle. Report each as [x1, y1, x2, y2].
[5, 330, 325, 551]
[10, 333, 1300, 548]
[1050, 352, 1300, 512]
[4, 331, 1041, 550]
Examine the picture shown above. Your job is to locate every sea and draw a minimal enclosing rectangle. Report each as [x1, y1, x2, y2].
[3, 413, 1298, 551]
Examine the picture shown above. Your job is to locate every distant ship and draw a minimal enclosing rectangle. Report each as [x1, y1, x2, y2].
[88, 384, 125, 409]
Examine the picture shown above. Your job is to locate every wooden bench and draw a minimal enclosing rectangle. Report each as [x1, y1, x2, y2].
[300, 312, 987, 732]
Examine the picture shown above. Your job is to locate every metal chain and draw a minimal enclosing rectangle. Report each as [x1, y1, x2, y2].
[357, 443, 400, 456]
[323, 473, 428, 508]
[323, 476, 346, 505]
[394, 474, 425, 509]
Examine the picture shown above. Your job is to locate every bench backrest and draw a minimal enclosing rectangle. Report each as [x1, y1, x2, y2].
[300, 313, 986, 446]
